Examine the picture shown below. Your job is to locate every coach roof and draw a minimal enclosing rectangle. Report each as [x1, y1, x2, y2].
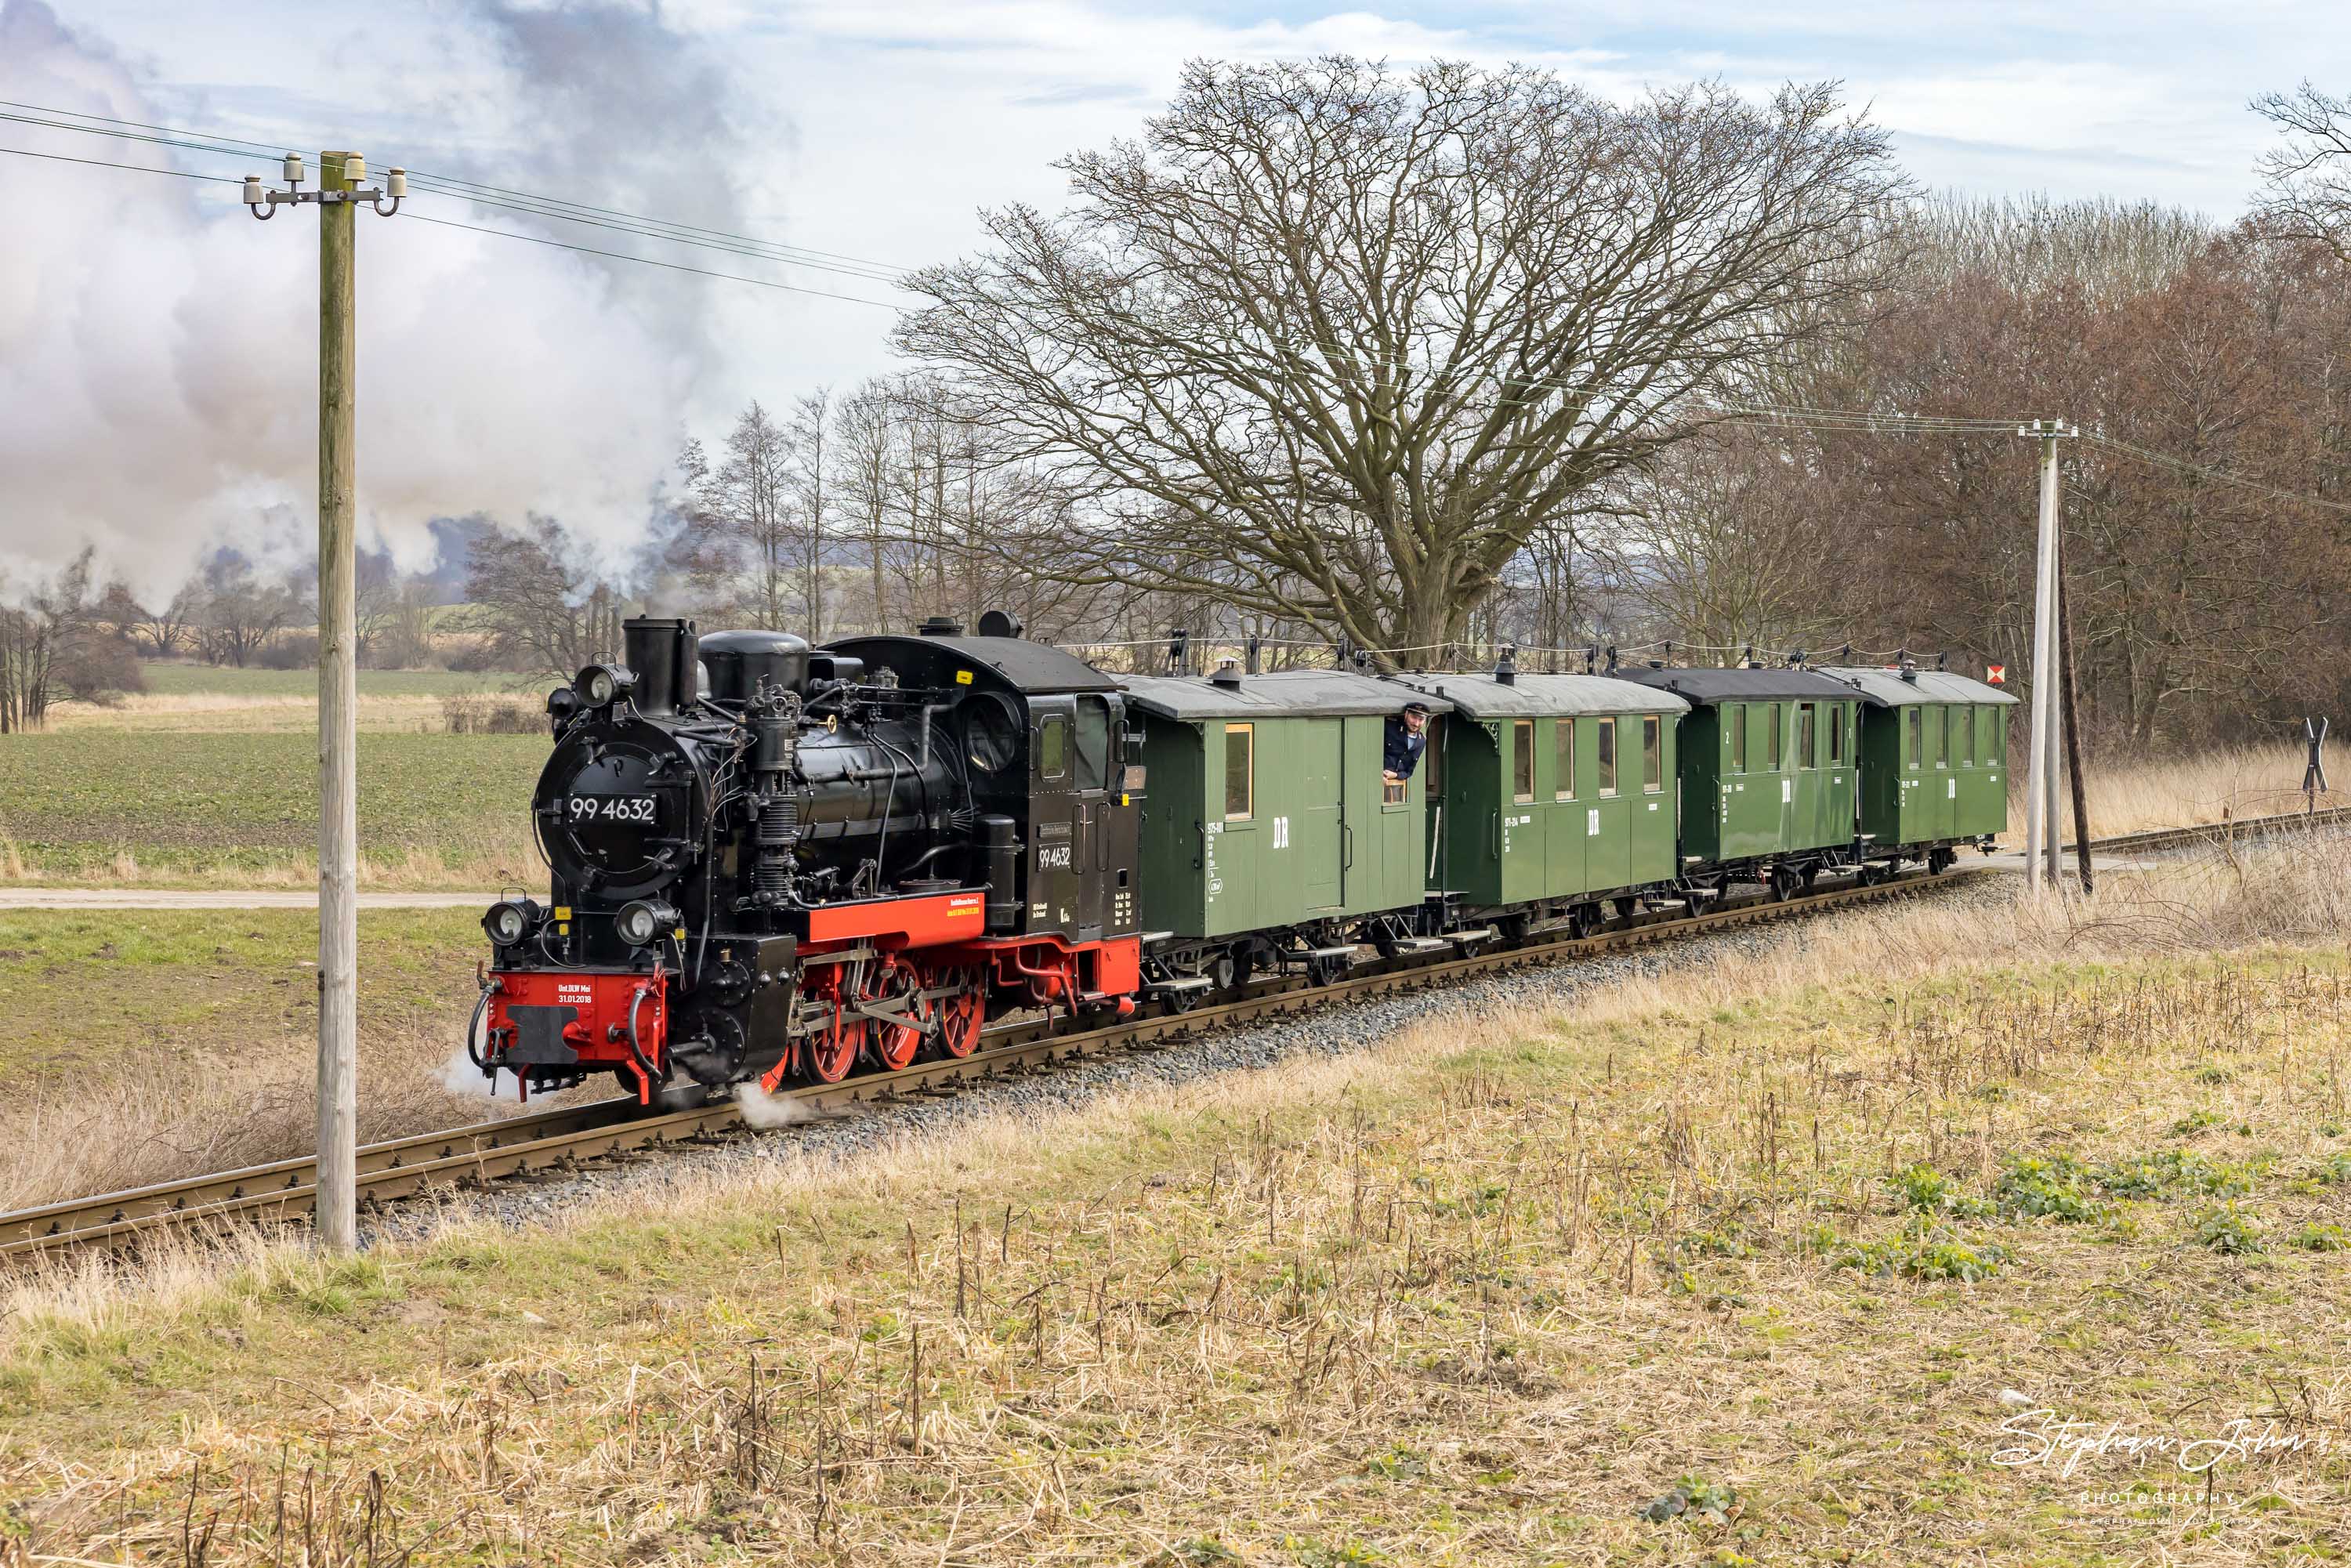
[1396, 672, 1690, 719]
[1607, 665, 1863, 704]
[1119, 668, 1454, 721]
[1817, 666, 2022, 708]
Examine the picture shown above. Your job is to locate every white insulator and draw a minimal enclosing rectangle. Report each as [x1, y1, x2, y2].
[343, 154, 366, 184]
[242, 175, 266, 205]
[283, 152, 304, 184]
[386, 168, 407, 199]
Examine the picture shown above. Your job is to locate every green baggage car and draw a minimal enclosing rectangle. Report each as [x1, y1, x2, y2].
[1818, 666, 2018, 872]
[1121, 668, 1453, 994]
[1404, 670, 1690, 939]
[1611, 664, 1866, 900]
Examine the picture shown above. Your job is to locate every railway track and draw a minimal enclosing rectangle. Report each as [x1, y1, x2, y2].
[10, 804, 2346, 1262]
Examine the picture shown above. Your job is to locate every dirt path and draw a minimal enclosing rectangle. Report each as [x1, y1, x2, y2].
[0, 888, 495, 910]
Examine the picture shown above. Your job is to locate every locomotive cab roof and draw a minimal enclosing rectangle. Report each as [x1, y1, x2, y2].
[1607, 665, 1861, 704]
[1815, 666, 2021, 707]
[1399, 672, 1690, 719]
[824, 633, 1120, 695]
[1118, 668, 1454, 721]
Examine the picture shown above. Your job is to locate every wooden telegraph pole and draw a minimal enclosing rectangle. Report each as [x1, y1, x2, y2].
[317, 151, 360, 1251]
[244, 151, 404, 1251]
[2016, 419, 2076, 892]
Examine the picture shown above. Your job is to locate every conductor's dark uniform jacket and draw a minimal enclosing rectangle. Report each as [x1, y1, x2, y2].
[1383, 719, 1427, 778]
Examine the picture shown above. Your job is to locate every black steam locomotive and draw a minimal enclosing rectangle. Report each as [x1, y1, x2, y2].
[475, 615, 1142, 1102]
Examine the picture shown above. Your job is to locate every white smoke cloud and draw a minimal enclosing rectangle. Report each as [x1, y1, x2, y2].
[0, 0, 766, 599]
[734, 1078, 813, 1128]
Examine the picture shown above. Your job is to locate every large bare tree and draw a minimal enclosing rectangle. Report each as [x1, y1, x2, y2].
[896, 56, 1908, 661]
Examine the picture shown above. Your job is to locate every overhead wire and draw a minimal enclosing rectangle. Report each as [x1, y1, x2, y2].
[13, 96, 2351, 523]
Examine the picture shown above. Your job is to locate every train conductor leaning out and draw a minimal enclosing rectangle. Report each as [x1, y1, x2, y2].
[1383, 701, 1433, 783]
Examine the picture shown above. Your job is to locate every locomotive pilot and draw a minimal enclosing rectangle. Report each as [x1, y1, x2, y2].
[1382, 701, 1433, 782]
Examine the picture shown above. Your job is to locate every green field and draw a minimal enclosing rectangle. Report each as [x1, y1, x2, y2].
[135, 662, 509, 699]
[0, 907, 483, 1090]
[0, 730, 544, 882]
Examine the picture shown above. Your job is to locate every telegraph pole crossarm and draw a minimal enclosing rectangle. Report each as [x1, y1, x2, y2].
[246, 150, 404, 1253]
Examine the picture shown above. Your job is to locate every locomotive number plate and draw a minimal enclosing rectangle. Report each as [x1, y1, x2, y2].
[563, 795, 658, 824]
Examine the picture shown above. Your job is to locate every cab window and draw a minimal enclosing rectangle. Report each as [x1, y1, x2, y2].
[1074, 696, 1110, 791]
[1553, 719, 1575, 800]
[1223, 723, 1253, 820]
[1596, 716, 1618, 797]
[1796, 703, 1817, 770]
[1512, 720, 1536, 802]
[1642, 715, 1664, 791]
[1727, 704, 1746, 773]
[1038, 715, 1070, 780]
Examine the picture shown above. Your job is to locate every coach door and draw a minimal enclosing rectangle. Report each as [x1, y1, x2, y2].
[1297, 719, 1345, 911]
[1070, 693, 1116, 940]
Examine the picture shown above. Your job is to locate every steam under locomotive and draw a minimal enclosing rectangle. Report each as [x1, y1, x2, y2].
[474, 614, 1143, 1102]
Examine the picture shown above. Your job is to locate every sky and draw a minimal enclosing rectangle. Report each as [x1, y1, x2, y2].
[1, 0, 2342, 596]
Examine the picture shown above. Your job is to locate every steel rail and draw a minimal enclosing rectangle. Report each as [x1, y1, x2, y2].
[12, 805, 2346, 1261]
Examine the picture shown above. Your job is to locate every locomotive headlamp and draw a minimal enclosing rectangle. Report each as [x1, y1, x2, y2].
[614, 899, 679, 947]
[573, 663, 635, 708]
[482, 898, 539, 947]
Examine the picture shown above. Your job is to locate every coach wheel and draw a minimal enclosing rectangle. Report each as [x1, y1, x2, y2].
[1766, 868, 1795, 903]
[1370, 931, 1401, 961]
[1569, 904, 1602, 940]
[1307, 952, 1349, 987]
[1800, 865, 1820, 893]
[1498, 913, 1533, 945]
[1208, 951, 1240, 991]
[1928, 847, 1954, 876]
[863, 955, 929, 1071]
[804, 992, 864, 1084]
[1613, 895, 1639, 923]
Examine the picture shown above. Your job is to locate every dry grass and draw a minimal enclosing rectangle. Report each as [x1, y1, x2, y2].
[2026, 742, 2344, 839]
[9, 846, 2351, 1561]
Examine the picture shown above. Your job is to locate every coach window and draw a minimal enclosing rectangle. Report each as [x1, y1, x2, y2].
[1766, 703, 1783, 771]
[1223, 723, 1254, 821]
[1512, 720, 1536, 802]
[1796, 702, 1817, 769]
[1553, 719, 1576, 800]
[1642, 715, 1664, 791]
[1906, 708, 1922, 769]
[1039, 715, 1070, 781]
[1829, 704, 1845, 766]
[1956, 706, 1974, 765]
[1727, 704, 1746, 773]
[1943, 705, 1961, 767]
[1596, 716, 1618, 797]
[1423, 717, 1444, 799]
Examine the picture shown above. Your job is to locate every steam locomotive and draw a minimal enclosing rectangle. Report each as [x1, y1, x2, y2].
[473, 614, 1142, 1102]
[473, 614, 2015, 1103]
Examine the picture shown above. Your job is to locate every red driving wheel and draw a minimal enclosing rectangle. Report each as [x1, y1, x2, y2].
[929, 965, 986, 1059]
[802, 975, 863, 1083]
[864, 954, 929, 1071]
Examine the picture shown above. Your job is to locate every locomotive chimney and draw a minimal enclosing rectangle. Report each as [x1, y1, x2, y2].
[623, 617, 697, 716]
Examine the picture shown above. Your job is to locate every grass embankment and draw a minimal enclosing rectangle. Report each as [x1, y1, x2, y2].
[0, 907, 510, 1210]
[2010, 742, 2345, 839]
[9, 914, 2351, 1559]
[0, 730, 542, 886]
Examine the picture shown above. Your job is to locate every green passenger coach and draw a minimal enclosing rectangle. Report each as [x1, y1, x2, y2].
[1819, 666, 2019, 871]
[1120, 668, 1453, 994]
[1403, 670, 1689, 937]
[1610, 665, 1865, 900]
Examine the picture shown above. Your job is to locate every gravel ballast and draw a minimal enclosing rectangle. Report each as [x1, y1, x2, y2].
[368, 874, 2009, 1245]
